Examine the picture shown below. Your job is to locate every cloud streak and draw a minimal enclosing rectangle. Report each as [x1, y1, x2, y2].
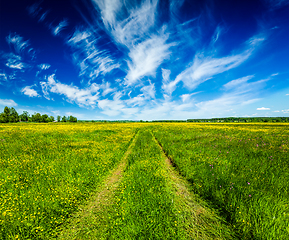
[52, 19, 68, 36]
[0, 99, 17, 107]
[257, 107, 270, 110]
[68, 28, 120, 81]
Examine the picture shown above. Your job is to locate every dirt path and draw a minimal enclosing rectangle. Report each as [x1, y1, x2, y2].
[58, 131, 139, 239]
[151, 132, 234, 240]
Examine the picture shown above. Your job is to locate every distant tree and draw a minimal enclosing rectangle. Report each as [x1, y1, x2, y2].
[20, 111, 29, 122]
[9, 107, 19, 122]
[41, 114, 49, 123]
[0, 113, 6, 123]
[32, 112, 42, 122]
[3, 106, 10, 123]
[61, 116, 67, 122]
[68, 115, 77, 122]
[49, 116, 55, 122]
[57, 115, 61, 122]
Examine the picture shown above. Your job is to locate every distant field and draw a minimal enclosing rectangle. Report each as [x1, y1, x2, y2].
[0, 123, 288, 239]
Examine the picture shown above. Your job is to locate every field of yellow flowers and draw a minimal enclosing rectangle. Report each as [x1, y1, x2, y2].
[0, 123, 139, 239]
[1, 122, 288, 239]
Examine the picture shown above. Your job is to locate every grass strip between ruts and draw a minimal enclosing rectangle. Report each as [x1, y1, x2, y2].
[63, 129, 235, 239]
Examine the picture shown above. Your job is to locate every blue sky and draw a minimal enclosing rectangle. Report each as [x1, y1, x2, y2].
[0, 0, 288, 120]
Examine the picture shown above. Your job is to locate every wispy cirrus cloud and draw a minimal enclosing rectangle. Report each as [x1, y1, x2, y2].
[4, 53, 27, 70]
[104, 0, 158, 46]
[223, 75, 255, 90]
[27, 2, 49, 22]
[6, 34, 31, 55]
[223, 75, 269, 98]
[38, 64, 51, 70]
[141, 81, 155, 99]
[125, 32, 172, 85]
[0, 71, 8, 84]
[99, 81, 116, 97]
[2, 33, 35, 70]
[92, 0, 173, 85]
[68, 28, 120, 81]
[21, 86, 39, 97]
[175, 50, 252, 90]
[52, 19, 68, 36]
[161, 68, 180, 96]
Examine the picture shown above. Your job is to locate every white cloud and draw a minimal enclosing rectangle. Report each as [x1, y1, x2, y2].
[109, 0, 158, 47]
[141, 82, 155, 99]
[3, 53, 26, 70]
[0, 72, 8, 84]
[247, 36, 266, 46]
[0, 99, 17, 107]
[40, 74, 100, 107]
[38, 64, 51, 70]
[257, 107, 270, 110]
[223, 75, 255, 90]
[93, 0, 173, 85]
[273, 110, 280, 112]
[180, 92, 199, 103]
[161, 69, 180, 96]
[21, 86, 39, 97]
[176, 50, 251, 90]
[271, 73, 279, 76]
[6, 61, 25, 70]
[92, 0, 122, 28]
[2, 34, 35, 70]
[286, 94, 289, 96]
[6, 33, 30, 55]
[173, 33, 266, 91]
[126, 94, 146, 107]
[98, 93, 131, 117]
[68, 28, 120, 80]
[100, 81, 116, 96]
[282, 109, 289, 113]
[52, 19, 68, 36]
[125, 33, 172, 85]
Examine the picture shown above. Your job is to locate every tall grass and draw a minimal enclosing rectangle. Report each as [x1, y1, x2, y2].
[152, 123, 289, 239]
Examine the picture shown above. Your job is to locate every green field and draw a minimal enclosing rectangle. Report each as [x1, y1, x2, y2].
[0, 123, 288, 239]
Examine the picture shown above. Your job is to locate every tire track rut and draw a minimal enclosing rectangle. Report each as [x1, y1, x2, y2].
[58, 130, 139, 239]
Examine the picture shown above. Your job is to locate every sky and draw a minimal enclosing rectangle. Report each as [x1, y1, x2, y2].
[0, 0, 289, 120]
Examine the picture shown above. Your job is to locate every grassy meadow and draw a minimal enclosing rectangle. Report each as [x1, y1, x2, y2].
[0, 122, 288, 239]
[0, 123, 138, 239]
[152, 123, 289, 239]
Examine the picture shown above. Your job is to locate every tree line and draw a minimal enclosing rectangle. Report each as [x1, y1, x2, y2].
[0, 106, 77, 123]
[187, 117, 289, 123]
